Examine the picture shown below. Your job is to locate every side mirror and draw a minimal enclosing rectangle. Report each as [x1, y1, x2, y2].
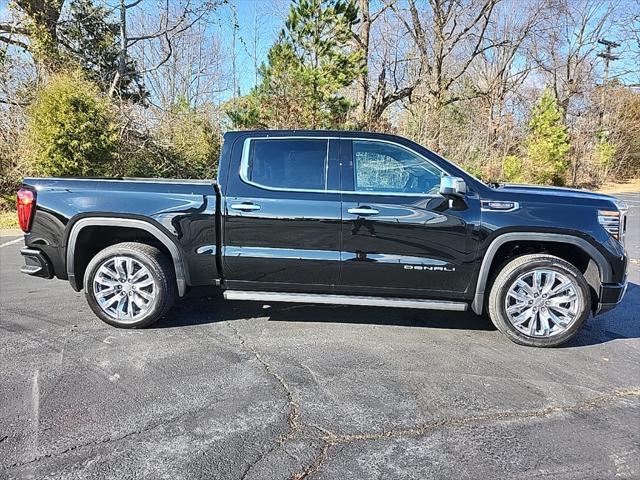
[439, 176, 467, 197]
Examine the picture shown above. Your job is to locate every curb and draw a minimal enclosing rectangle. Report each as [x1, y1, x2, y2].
[0, 229, 22, 237]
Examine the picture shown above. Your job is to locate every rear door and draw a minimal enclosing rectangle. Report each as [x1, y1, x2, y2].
[223, 136, 342, 292]
[337, 138, 481, 298]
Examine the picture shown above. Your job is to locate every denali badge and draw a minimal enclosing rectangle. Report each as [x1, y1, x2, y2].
[404, 265, 456, 272]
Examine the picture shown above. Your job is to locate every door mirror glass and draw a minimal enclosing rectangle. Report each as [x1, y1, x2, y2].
[439, 176, 467, 197]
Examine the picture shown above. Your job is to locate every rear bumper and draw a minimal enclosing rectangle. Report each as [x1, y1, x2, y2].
[20, 247, 54, 279]
[595, 279, 628, 315]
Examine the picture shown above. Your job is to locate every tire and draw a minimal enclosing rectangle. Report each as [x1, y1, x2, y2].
[84, 242, 177, 328]
[487, 254, 591, 347]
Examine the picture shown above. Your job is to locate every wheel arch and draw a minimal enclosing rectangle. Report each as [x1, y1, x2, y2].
[472, 232, 611, 315]
[65, 216, 188, 296]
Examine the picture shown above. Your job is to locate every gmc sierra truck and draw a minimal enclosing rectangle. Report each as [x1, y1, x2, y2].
[17, 130, 628, 347]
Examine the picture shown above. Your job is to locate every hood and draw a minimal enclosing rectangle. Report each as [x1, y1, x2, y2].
[495, 184, 619, 204]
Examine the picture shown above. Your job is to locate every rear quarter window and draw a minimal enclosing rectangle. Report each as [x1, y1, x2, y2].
[244, 139, 329, 191]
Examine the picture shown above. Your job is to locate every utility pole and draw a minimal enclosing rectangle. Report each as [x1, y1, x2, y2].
[597, 38, 620, 129]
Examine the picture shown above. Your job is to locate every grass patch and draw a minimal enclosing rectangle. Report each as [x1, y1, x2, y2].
[597, 178, 640, 194]
[0, 210, 18, 229]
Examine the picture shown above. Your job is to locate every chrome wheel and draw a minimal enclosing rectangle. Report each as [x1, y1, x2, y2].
[92, 256, 157, 324]
[504, 269, 582, 338]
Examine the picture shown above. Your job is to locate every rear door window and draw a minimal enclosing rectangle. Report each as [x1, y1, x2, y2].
[244, 139, 329, 191]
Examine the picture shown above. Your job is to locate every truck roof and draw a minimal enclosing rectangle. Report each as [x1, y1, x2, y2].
[223, 130, 413, 143]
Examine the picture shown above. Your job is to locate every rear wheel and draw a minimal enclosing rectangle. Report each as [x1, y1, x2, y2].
[488, 254, 591, 347]
[84, 242, 177, 328]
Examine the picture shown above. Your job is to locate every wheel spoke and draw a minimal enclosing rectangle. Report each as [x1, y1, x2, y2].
[515, 280, 534, 297]
[96, 287, 117, 299]
[135, 279, 154, 289]
[132, 292, 149, 308]
[549, 280, 572, 296]
[115, 258, 127, 280]
[126, 257, 134, 279]
[541, 271, 556, 295]
[116, 295, 127, 319]
[507, 290, 530, 304]
[135, 289, 153, 302]
[512, 307, 534, 326]
[549, 304, 573, 316]
[97, 265, 118, 280]
[506, 303, 526, 314]
[129, 268, 147, 283]
[529, 312, 538, 335]
[547, 309, 568, 327]
[532, 271, 542, 291]
[539, 310, 551, 336]
[548, 294, 576, 306]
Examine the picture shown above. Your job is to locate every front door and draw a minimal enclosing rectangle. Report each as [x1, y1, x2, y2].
[338, 139, 481, 298]
[223, 136, 342, 292]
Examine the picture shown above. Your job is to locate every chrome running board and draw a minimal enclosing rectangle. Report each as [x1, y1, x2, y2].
[223, 290, 467, 311]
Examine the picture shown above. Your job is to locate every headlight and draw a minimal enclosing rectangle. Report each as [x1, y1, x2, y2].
[599, 200, 628, 243]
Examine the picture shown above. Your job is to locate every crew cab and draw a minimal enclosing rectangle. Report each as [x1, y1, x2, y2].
[17, 130, 628, 347]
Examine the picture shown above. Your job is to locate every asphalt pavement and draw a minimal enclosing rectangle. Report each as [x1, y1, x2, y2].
[1, 193, 639, 479]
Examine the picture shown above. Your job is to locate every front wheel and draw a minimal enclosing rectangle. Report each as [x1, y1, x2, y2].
[488, 254, 591, 347]
[84, 242, 177, 328]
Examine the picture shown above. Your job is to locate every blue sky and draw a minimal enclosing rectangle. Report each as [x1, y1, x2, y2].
[1, 0, 638, 96]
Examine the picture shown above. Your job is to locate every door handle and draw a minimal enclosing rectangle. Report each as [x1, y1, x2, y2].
[231, 202, 261, 212]
[347, 207, 379, 216]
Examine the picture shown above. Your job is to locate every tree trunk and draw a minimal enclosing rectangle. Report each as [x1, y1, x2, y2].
[16, 0, 64, 69]
[355, 0, 370, 126]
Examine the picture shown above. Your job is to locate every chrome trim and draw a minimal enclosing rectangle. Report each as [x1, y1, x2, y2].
[230, 203, 261, 211]
[481, 201, 520, 212]
[471, 232, 612, 315]
[67, 217, 188, 296]
[224, 246, 340, 261]
[238, 136, 452, 197]
[224, 290, 468, 311]
[347, 207, 379, 216]
[25, 177, 214, 185]
[440, 176, 467, 197]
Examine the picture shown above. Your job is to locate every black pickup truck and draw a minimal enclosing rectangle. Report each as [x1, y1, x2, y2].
[17, 130, 628, 347]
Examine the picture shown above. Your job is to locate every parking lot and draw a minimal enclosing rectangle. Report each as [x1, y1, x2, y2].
[1, 192, 639, 480]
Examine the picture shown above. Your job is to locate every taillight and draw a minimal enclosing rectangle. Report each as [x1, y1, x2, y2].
[17, 188, 36, 232]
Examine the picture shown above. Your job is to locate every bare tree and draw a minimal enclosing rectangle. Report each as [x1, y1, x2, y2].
[136, 18, 231, 109]
[529, 0, 617, 121]
[108, 0, 222, 98]
[472, 0, 544, 154]
[390, 0, 505, 148]
[354, 0, 421, 129]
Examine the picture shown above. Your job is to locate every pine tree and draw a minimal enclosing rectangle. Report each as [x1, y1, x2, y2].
[24, 72, 118, 177]
[525, 89, 570, 185]
[227, 0, 364, 129]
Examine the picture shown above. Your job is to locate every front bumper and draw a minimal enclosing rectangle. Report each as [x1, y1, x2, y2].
[595, 279, 628, 315]
[20, 247, 54, 279]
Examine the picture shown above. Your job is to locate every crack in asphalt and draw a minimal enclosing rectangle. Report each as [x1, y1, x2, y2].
[4, 396, 227, 470]
[226, 321, 302, 480]
[292, 388, 640, 479]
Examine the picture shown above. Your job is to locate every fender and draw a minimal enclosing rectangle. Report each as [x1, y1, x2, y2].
[66, 217, 188, 296]
[471, 232, 612, 315]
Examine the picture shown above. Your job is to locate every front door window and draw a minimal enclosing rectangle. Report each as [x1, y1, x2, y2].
[353, 140, 444, 195]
